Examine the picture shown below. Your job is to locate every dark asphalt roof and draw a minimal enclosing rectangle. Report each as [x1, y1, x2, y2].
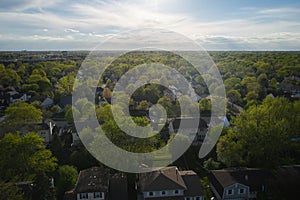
[209, 168, 272, 197]
[109, 174, 128, 200]
[74, 167, 110, 193]
[139, 166, 187, 192]
[180, 171, 204, 196]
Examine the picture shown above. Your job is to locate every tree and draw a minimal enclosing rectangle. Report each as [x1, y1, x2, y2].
[56, 74, 75, 95]
[64, 106, 80, 123]
[217, 97, 300, 168]
[55, 165, 78, 200]
[0, 133, 57, 180]
[27, 70, 52, 94]
[96, 103, 113, 123]
[136, 100, 151, 110]
[224, 77, 241, 91]
[241, 76, 261, 96]
[227, 89, 242, 105]
[0, 183, 23, 200]
[200, 177, 213, 200]
[0, 64, 21, 88]
[102, 86, 112, 99]
[257, 73, 268, 88]
[3, 101, 42, 133]
[203, 158, 221, 170]
[198, 98, 211, 112]
[0, 133, 57, 199]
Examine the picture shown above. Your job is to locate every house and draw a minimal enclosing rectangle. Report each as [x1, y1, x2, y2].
[169, 118, 208, 146]
[36, 121, 55, 143]
[138, 166, 204, 200]
[73, 167, 110, 200]
[0, 87, 31, 105]
[209, 168, 272, 200]
[64, 167, 129, 200]
[41, 97, 54, 108]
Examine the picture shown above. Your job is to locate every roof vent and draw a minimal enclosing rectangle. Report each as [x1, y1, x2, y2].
[245, 175, 248, 181]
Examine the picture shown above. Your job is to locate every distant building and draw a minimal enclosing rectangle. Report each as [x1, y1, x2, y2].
[138, 166, 204, 200]
[169, 118, 208, 146]
[36, 121, 55, 143]
[41, 97, 54, 108]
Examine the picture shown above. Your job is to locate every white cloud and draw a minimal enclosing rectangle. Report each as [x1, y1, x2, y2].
[64, 28, 80, 33]
[258, 7, 300, 14]
[0, 0, 64, 11]
[0, 0, 300, 50]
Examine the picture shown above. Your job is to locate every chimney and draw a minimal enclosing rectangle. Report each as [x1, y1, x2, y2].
[176, 168, 179, 181]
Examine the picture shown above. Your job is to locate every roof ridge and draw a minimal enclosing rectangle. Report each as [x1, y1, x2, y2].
[160, 168, 187, 190]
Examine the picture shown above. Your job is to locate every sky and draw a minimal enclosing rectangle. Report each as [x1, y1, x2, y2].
[0, 0, 300, 51]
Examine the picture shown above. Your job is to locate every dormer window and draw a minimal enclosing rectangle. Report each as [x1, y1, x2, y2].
[161, 191, 166, 195]
[174, 190, 179, 194]
[227, 189, 233, 195]
[239, 188, 245, 194]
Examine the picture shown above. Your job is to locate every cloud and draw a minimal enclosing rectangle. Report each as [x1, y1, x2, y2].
[0, 0, 300, 50]
[64, 28, 80, 33]
[0, 0, 64, 11]
[257, 7, 300, 15]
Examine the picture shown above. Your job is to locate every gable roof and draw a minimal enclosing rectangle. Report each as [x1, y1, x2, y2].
[41, 97, 54, 107]
[209, 168, 272, 196]
[180, 171, 204, 196]
[74, 167, 110, 193]
[139, 166, 187, 192]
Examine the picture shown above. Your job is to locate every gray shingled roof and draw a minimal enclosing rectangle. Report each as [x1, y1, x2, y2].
[139, 166, 187, 192]
[180, 171, 204, 196]
[74, 167, 110, 193]
[210, 168, 272, 197]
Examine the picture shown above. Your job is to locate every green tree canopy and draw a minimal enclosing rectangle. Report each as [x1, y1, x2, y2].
[0, 132, 57, 181]
[55, 165, 78, 200]
[3, 101, 43, 133]
[217, 97, 300, 168]
[56, 74, 75, 95]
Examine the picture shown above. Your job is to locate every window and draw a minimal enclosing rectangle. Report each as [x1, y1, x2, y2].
[148, 192, 154, 196]
[161, 191, 166, 195]
[185, 197, 191, 200]
[79, 193, 88, 199]
[174, 190, 179, 194]
[239, 188, 245, 194]
[227, 189, 233, 195]
[196, 197, 201, 200]
[94, 192, 103, 198]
